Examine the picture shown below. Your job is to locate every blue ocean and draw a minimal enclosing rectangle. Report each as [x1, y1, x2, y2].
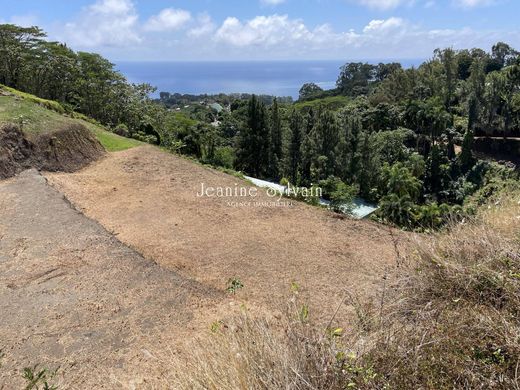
[116, 60, 423, 99]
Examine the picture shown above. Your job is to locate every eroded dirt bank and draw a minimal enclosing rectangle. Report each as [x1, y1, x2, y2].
[0, 123, 104, 180]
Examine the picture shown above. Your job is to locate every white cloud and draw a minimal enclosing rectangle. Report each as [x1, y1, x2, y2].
[454, 0, 494, 7]
[215, 14, 319, 47]
[208, 14, 519, 60]
[144, 8, 191, 32]
[363, 17, 405, 33]
[63, 0, 140, 48]
[188, 13, 216, 37]
[35, 0, 519, 61]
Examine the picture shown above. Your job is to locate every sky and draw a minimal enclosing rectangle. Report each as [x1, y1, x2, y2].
[0, 0, 518, 61]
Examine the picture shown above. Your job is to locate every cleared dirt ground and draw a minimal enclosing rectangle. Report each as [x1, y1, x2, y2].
[47, 146, 405, 324]
[0, 170, 220, 388]
[1, 145, 406, 387]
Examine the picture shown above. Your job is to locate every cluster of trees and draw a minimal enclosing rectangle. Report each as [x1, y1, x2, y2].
[0, 24, 163, 142]
[158, 92, 292, 108]
[186, 43, 520, 229]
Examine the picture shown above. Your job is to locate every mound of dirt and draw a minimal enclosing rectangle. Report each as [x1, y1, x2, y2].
[0, 123, 104, 179]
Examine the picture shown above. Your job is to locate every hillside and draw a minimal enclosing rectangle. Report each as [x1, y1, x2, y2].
[0, 91, 405, 387]
[0, 85, 142, 179]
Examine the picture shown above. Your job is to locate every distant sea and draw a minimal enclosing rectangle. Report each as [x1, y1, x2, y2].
[116, 60, 424, 100]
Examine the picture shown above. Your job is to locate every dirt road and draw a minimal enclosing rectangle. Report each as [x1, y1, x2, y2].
[0, 170, 219, 388]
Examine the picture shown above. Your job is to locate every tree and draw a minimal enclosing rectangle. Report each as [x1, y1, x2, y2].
[288, 110, 304, 183]
[379, 194, 415, 227]
[467, 57, 486, 132]
[375, 63, 402, 82]
[236, 95, 269, 177]
[312, 110, 340, 181]
[358, 131, 378, 200]
[459, 130, 476, 173]
[0, 24, 46, 87]
[268, 98, 283, 179]
[424, 144, 450, 197]
[382, 163, 421, 201]
[299, 83, 323, 100]
[490, 42, 519, 70]
[336, 63, 375, 96]
[435, 48, 458, 110]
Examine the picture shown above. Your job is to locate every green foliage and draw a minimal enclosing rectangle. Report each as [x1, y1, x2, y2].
[210, 320, 224, 333]
[236, 95, 270, 177]
[4, 20, 517, 229]
[319, 176, 357, 214]
[226, 278, 244, 294]
[91, 128, 142, 152]
[0, 88, 142, 152]
[293, 95, 350, 111]
[211, 146, 235, 169]
[298, 304, 309, 323]
[298, 82, 324, 101]
[1, 84, 65, 114]
[459, 129, 476, 173]
[381, 163, 421, 201]
[0, 24, 165, 144]
[22, 365, 59, 390]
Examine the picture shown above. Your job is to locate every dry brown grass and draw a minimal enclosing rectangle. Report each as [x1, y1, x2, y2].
[169, 196, 520, 390]
[167, 303, 371, 390]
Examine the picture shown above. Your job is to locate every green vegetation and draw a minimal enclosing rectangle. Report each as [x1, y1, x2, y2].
[0, 94, 73, 134]
[89, 126, 142, 152]
[0, 90, 141, 152]
[226, 278, 244, 295]
[293, 95, 350, 111]
[22, 365, 59, 390]
[154, 44, 520, 229]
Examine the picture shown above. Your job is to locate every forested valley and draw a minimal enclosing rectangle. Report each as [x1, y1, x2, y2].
[2, 23, 519, 230]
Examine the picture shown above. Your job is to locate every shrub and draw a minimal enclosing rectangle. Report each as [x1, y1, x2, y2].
[212, 146, 235, 169]
[113, 123, 129, 137]
[364, 196, 520, 389]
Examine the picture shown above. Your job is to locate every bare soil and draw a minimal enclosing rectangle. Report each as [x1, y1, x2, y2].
[0, 123, 104, 180]
[47, 146, 406, 324]
[1, 145, 407, 387]
[0, 170, 220, 388]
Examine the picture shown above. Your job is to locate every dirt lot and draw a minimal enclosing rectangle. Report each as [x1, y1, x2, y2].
[47, 146, 405, 324]
[1, 146, 406, 387]
[0, 170, 220, 388]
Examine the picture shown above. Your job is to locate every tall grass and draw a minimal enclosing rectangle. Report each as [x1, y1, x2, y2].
[168, 196, 520, 389]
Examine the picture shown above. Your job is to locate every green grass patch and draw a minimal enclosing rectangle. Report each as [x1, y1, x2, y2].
[89, 126, 142, 152]
[1, 84, 65, 114]
[0, 95, 73, 134]
[0, 86, 142, 152]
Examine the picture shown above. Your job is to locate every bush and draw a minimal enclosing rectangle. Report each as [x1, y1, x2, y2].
[212, 146, 235, 169]
[319, 176, 357, 214]
[365, 197, 520, 388]
[113, 123, 129, 137]
[167, 302, 375, 389]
